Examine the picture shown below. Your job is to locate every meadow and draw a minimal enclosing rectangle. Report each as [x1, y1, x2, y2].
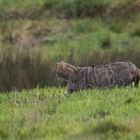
[0, 0, 140, 91]
[0, 0, 140, 139]
[0, 87, 140, 140]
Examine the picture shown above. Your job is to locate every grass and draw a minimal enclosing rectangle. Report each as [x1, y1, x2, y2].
[0, 1, 140, 139]
[0, 0, 139, 20]
[0, 0, 136, 12]
[0, 46, 56, 91]
[0, 0, 45, 12]
[0, 87, 140, 140]
[0, 0, 134, 11]
[0, 17, 140, 90]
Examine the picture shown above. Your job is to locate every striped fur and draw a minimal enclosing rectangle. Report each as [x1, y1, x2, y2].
[56, 61, 140, 93]
[56, 61, 80, 82]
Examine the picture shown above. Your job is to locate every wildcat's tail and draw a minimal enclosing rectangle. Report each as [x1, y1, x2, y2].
[134, 68, 140, 87]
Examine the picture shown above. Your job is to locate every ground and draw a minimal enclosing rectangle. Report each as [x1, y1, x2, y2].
[0, 87, 140, 140]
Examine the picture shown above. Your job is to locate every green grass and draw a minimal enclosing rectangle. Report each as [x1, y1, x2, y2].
[0, 87, 140, 140]
[0, 18, 140, 89]
[0, 0, 45, 11]
[0, 0, 136, 12]
[0, 1, 140, 139]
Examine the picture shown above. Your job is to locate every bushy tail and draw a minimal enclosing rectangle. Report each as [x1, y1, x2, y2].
[137, 69, 140, 79]
[134, 68, 140, 87]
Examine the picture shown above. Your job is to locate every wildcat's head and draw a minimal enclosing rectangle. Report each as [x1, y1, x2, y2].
[56, 61, 80, 82]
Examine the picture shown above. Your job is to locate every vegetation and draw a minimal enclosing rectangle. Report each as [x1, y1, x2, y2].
[0, 0, 140, 139]
[0, 87, 140, 140]
[0, 0, 139, 18]
[0, 47, 55, 91]
[0, 16, 140, 90]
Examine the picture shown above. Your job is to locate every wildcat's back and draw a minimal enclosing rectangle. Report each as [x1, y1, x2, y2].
[67, 61, 139, 92]
[93, 61, 139, 87]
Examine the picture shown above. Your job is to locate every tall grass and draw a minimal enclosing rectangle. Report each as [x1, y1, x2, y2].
[0, 47, 55, 91]
[1, 44, 140, 92]
[71, 48, 140, 67]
